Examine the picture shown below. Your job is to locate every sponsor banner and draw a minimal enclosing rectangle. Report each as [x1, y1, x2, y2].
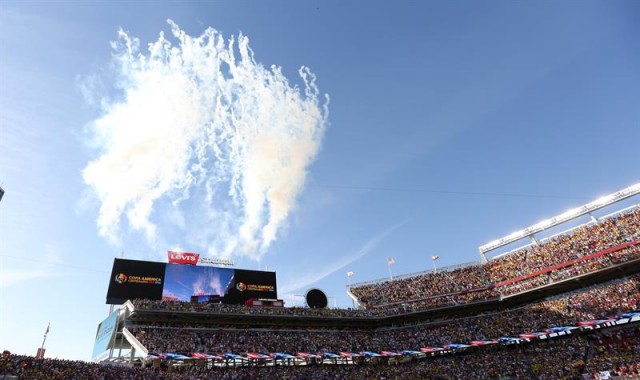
[92, 311, 118, 361]
[168, 251, 200, 265]
[199, 257, 235, 266]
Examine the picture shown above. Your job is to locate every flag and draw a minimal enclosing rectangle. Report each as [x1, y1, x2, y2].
[387, 257, 395, 265]
[347, 271, 354, 277]
[432, 255, 440, 261]
[44, 323, 50, 336]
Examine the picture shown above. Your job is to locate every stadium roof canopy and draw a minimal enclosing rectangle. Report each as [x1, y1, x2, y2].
[479, 182, 640, 258]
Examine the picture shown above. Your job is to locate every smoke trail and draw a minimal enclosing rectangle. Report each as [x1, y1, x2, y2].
[82, 20, 329, 260]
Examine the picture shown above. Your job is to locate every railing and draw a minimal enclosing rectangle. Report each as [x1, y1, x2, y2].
[351, 241, 639, 311]
[495, 240, 640, 288]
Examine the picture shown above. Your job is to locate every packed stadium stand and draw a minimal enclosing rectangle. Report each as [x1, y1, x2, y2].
[2, 185, 640, 379]
[349, 207, 640, 312]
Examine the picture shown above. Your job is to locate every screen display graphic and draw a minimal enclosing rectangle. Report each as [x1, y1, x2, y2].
[106, 259, 166, 304]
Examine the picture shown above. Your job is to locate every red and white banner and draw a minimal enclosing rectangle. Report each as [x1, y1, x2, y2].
[168, 251, 200, 265]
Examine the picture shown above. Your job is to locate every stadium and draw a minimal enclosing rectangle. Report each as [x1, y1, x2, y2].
[2, 183, 639, 379]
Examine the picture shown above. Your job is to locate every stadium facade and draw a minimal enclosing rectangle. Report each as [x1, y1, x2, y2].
[89, 183, 640, 379]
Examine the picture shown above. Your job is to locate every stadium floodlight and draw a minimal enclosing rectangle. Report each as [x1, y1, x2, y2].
[479, 182, 640, 256]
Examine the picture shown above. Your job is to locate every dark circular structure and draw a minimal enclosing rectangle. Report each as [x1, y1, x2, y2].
[305, 288, 328, 309]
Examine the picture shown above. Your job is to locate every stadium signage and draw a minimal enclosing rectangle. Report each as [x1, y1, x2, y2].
[127, 275, 162, 285]
[167, 251, 200, 265]
[199, 257, 235, 266]
[246, 284, 275, 292]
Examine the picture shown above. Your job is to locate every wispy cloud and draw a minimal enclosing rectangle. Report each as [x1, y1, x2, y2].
[278, 221, 407, 295]
[0, 269, 64, 289]
[82, 20, 329, 260]
[0, 246, 67, 288]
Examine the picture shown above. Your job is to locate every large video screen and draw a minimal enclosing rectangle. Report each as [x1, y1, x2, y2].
[224, 269, 278, 304]
[106, 259, 166, 304]
[162, 264, 234, 301]
[106, 258, 277, 304]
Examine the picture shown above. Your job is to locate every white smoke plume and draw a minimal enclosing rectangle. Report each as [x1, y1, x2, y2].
[82, 20, 329, 260]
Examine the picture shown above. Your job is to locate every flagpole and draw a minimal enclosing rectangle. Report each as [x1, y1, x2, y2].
[387, 261, 393, 280]
[38, 322, 50, 358]
[346, 271, 355, 309]
[432, 259, 437, 273]
[41, 322, 50, 349]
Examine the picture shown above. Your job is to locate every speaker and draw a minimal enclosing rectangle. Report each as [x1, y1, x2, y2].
[305, 288, 328, 309]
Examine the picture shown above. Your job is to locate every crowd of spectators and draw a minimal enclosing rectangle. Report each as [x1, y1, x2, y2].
[350, 264, 493, 309]
[128, 275, 639, 354]
[3, 327, 639, 379]
[349, 208, 640, 310]
[0, 353, 176, 380]
[486, 208, 640, 283]
[497, 245, 640, 296]
[131, 299, 376, 318]
[582, 327, 640, 378]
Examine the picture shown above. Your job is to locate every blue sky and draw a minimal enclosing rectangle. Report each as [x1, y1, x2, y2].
[1, 1, 638, 360]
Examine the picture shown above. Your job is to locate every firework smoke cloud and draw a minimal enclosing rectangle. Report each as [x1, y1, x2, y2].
[83, 20, 329, 260]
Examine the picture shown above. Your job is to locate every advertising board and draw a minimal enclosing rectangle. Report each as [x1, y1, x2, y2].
[92, 311, 118, 361]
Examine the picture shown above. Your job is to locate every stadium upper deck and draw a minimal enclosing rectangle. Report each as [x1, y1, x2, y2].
[349, 201, 639, 311]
